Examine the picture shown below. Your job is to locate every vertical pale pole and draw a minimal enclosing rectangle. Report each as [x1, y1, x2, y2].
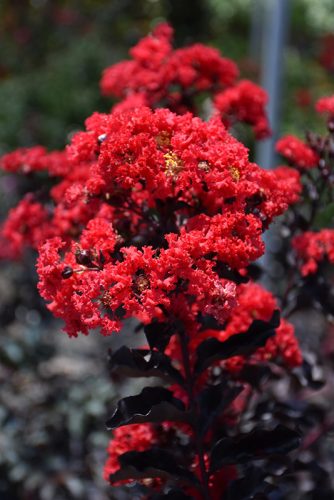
[255, 0, 290, 284]
[256, 0, 290, 170]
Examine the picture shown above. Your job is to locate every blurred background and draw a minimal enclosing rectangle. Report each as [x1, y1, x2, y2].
[0, 1, 333, 499]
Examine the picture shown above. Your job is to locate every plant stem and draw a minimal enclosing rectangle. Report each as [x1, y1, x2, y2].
[179, 330, 211, 500]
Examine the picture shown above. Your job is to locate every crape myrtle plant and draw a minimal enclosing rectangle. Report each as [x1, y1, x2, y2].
[1, 23, 333, 498]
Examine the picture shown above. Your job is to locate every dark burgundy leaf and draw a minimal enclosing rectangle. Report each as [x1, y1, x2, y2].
[246, 263, 263, 281]
[195, 310, 280, 374]
[197, 313, 226, 331]
[239, 364, 273, 389]
[197, 382, 243, 436]
[109, 448, 199, 486]
[210, 425, 301, 471]
[214, 261, 249, 284]
[225, 465, 277, 500]
[109, 346, 184, 384]
[144, 321, 177, 351]
[106, 386, 188, 429]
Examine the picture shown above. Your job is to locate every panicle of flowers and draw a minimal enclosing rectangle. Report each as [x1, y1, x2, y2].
[293, 229, 334, 276]
[101, 23, 269, 137]
[33, 106, 301, 338]
[276, 134, 319, 169]
[213, 80, 271, 139]
[221, 283, 302, 368]
[315, 95, 334, 117]
[275, 95, 334, 279]
[0, 196, 51, 259]
[0, 146, 69, 176]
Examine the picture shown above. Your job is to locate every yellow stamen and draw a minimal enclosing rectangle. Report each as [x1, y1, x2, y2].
[230, 166, 240, 182]
[164, 152, 183, 177]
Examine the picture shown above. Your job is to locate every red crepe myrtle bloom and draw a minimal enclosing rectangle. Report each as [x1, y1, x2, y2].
[100, 23, 237, 107]
[276, 135, 319, 169]
[103, 424, 158, 482]
[221, 282, 302, 369]
[0, 196, 51, 259]
[0, 146, 69, 176]
[214, 80, 270, 139]
[67, 107, 298, 220]
[34, 107, 300, 338]
[293, 229, 334, 276]
[167, 43, 238, 90]
[100, 23, 271, 136]
[315, 95, 334, 117]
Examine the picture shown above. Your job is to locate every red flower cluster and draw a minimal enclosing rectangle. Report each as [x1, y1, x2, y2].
[293, 229, 334, 276]
[221, 283, 302, 369]
[315, 95, 334, 117]
[101, 23, 269, 136]
[276, 135, 319, 169]
[104, 424, 158, 481]
[101, 24, 237, 105]
[31, 107, 301, 337]
[213, 80, 271, 139]
[0, 146, 69, 176]
[0, 196, 51, 259]
[0, 142, 108, 259]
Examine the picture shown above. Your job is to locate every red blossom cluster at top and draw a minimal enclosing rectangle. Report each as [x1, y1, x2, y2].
[293, 229, 334, 276]
[100, 23, 270, 138]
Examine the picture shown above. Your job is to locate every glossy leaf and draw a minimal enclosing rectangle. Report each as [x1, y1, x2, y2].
[210, 425, 301, 472]
[109, 448, 199, 485]
[197, 382, 243, 436]
[214, 261, 249, 284]
[106, 386, 188, 429]
[195, 310, 280, 374]
[144, 320, 179, 351]
[109, 346, 184, 384]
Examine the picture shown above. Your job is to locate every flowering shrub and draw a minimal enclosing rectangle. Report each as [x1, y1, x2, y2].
[1, 23, 334, 498]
